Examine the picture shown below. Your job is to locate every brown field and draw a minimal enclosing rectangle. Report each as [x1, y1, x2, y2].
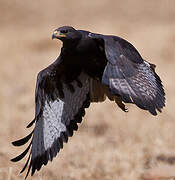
[0, 0, 175, 180]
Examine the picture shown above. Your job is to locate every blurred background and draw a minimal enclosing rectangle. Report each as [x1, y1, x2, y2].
[0, 0, 175, 179]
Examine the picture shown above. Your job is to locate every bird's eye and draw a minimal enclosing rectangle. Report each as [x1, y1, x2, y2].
[61, 30, 68, 34]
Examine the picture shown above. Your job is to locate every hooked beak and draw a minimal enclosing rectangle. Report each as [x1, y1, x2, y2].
[52, 30, 66, 39]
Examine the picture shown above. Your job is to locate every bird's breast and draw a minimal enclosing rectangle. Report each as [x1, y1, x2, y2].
[62, 39, 107, 80]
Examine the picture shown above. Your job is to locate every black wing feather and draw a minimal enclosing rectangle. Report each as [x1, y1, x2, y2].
[11, 142, 32, 162]
[12, 130, 33, 146]
[11, 56, 91, 178]
[20, 153, 31, 174]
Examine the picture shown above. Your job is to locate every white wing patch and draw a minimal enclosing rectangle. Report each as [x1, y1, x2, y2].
[43, 100, 66, 152]
[31, 72, 90, 159]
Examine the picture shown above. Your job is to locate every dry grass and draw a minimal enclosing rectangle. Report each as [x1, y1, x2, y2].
[0, 0, 175, 179]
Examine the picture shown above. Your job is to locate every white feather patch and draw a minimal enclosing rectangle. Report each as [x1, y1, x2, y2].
[31, 72, 90, 159]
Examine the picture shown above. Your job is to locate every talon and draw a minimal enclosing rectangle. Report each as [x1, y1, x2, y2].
[114, 96, 128, 112]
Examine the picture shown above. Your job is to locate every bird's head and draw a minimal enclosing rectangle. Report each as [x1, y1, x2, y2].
[52, 26, 81, 44]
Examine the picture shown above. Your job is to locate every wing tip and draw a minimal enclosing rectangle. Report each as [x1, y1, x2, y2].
[11, 142, 32, 162]
[12, 131, 33, 147]
[26, 119, 35, 128]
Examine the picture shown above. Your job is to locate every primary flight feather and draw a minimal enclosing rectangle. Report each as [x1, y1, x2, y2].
[11, 26, 165, 178]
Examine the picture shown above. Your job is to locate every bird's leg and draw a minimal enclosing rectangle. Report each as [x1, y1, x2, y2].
[114, 96, 128, 112]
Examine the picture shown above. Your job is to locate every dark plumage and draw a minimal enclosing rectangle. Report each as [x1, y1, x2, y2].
[11, 26, 165, 178]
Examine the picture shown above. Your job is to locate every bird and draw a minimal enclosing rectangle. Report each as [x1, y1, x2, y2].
[11, 26, 165, 178]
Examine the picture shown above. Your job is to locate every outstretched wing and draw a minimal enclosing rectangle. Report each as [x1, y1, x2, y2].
[90, 34, 165, 115]
[103, 36, 165, 115]
[11, 59, 91, 178]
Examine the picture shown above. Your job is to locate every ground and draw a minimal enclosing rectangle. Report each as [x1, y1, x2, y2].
[0, 0, 175, 180]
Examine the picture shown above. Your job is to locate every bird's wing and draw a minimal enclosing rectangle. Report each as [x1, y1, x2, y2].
[91, 34, 165, 115]
[11, 58, 91, 178]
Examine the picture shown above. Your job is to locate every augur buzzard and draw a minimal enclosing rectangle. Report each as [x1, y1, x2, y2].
[11, 26, 165, 178]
